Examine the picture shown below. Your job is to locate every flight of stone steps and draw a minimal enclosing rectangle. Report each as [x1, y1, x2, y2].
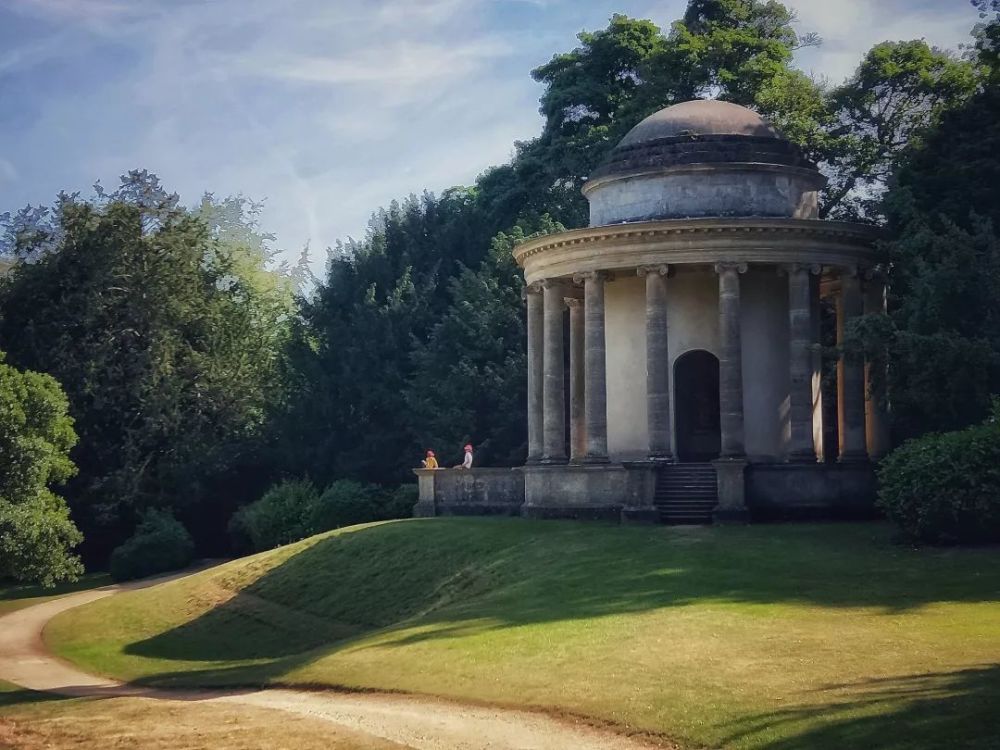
[654, 463, 719, 524]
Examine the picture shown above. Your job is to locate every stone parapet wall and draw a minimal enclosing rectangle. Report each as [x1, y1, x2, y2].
[412, 468, 525, 517]
[746, 463, 877, 520]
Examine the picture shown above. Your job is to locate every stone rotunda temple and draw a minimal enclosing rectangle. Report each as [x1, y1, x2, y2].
[415, 99, 887, 524]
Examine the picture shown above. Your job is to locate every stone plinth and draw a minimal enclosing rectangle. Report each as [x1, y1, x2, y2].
[712, 458, 749, 524]
[412, 468, 524, 517]
[746, 463, 877, 520]
[521, 463, 648, 521]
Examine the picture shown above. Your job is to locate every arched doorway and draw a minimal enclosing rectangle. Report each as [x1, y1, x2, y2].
[674, 350, 721, 462]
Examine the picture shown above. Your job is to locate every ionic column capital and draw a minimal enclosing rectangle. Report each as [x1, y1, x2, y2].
[636, 264, 672, 278]
[573, 270, 613, 284]
[540, 278, 565, 290]
[780, 262, 822, 276]
[564, 297, 583, 309]
[526, 280, 544, 295]
[714, 261, 748, 275]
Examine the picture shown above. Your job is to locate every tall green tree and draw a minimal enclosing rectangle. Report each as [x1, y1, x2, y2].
[0, 352, 82, 585]
[0, 172, 293, 560]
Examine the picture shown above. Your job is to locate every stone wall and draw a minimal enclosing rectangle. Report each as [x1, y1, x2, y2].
[587, 167, 821, 226]
[412, 468, 524, 517]
[746, 463, 878, 520]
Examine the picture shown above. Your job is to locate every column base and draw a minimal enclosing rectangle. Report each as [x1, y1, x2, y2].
[837, 451, 870, 464]
[539, 456, 569, 466]
[785, 451, 820, 464]
[712, 458, 749, 525]
[646, 454, 676, 464]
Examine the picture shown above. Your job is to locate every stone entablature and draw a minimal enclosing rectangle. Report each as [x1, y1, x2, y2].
[514, 218, 879, 285]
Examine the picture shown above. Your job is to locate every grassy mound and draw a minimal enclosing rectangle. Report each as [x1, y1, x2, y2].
[47, 519, 1000, 750]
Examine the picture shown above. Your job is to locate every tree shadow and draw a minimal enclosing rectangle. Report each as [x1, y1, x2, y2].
[121, 519, 1000, 669]
[720, 665, 1000, 749]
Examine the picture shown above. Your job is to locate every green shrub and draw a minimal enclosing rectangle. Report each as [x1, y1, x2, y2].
[109, 509, 195, 582]
[382, 484, 418, 519]
[310, 480, 381, 531]
[227, 478, 318, 553]
[878, 403, 1000, 544]
[230, 478, 417, 553]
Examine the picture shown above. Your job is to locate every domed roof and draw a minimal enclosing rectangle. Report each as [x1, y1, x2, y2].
[619, 100, 780, 147]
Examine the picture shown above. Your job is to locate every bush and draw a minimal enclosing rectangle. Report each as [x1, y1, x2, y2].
[0, 351, 82, 586]
[227, 478, 318, 554]
[109, 509, 195, 582]
[230, 478, 417, 553]
[310, 480, 381, 531]
[877, 403, 1000, 544]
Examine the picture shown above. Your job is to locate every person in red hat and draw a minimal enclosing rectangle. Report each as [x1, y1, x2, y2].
[421, 450, 438, 469]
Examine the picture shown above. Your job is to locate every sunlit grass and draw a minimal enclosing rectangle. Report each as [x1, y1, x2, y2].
[47, 519, 1000, 749]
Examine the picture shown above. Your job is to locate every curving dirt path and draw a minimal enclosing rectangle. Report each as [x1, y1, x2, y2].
[0, 572, 672, 750]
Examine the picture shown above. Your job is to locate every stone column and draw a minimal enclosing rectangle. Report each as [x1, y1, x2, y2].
[542, 279, 567, 463]
[640, 265, 673, 460]
[786, 263, 819, 461]
[837, 268, 868, 462]
[525, 282, 544, 464]
[715, 262, 747, 458]
[577, 271, 610, 462]
[566, 297, 586, 462]
[864, 272, 891, 460]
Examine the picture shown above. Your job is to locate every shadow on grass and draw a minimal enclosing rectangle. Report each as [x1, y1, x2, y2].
[122, 518, 1000, 664]
[721, 664, 1000, 750]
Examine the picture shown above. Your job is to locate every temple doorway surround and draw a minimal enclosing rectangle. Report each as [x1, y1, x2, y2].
[415, 99, 889, 523]
[674, 350, 720, 463]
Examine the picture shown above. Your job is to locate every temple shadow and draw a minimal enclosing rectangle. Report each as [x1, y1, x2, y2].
[719, 665, 1000, 749]
[123, 518, 1000, 668]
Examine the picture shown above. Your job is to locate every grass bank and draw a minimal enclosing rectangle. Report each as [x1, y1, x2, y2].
[0, 574, 111, 617]
[47, 519, 1000, 749]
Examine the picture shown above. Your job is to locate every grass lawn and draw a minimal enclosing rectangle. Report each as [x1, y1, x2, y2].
[0, 574, 111, 617]
[47, 518, 1000, 749]
[0, 681, 401, 749]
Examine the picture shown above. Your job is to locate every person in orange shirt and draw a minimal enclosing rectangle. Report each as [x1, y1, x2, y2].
[421, 450, 439, 469]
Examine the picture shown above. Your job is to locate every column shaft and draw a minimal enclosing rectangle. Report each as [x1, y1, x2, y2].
[582, 272, 609, 461]
[542, 280, 567, 462]
[642, 266, 673, 459]
[717, 263, 746, 458]
[787, 265, 817, 461]
[525, 284, 544, 463]
[567, 298, 586, 462]
[838, 270, 868, 461]
[864, 276, 891, 459]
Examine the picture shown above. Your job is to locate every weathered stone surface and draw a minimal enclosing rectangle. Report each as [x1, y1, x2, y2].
[522, 464, 647, 520]
[525, 284, 544, 463]
[712, 458, 748, 524]
[838, 270, 868, 462]
[413, 468, 525, 517]
[542, 280, 567, 462]
[746, 463, 877, 520]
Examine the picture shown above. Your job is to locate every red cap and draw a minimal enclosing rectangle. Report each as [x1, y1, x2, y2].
[426, 450, 435, 457]
[464, 444, 473, 452]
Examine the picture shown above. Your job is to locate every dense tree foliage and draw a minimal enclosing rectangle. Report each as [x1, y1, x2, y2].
[0, 172, 293, 561]
[2, 0, 998, 564]
[0, 352, 82, 585]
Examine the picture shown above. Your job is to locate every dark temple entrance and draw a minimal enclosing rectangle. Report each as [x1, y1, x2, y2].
[674, 350, 721, 462]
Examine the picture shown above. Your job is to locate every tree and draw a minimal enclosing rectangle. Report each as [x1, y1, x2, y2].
[822, 41, 977, 220]
[0, 172, 293, 561]
[852, 28, 1000, 441]
[0, 352, 82, 585]
[407, 219, 563, 467]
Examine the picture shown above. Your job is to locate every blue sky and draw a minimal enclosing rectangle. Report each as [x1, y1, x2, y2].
[0, 0, 982, 270]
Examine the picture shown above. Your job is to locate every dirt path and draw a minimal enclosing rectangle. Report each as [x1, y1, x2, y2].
[0, 572, 670, 750]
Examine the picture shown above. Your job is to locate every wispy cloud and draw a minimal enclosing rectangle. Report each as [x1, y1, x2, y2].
[0, 0, 983, 276]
